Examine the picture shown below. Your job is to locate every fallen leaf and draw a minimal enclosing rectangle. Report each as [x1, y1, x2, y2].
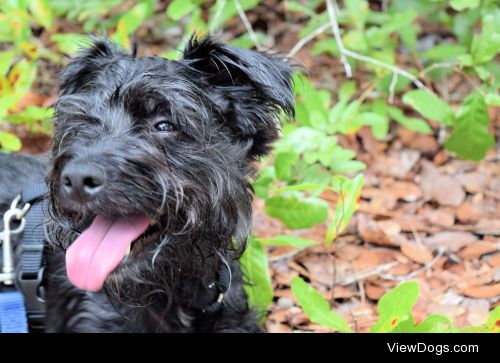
[461, 298, 491, 326]
[459, 172, 490, 194]
[334, 244, 363, 261]
[387, 181, 422, 202]
[394, 215, 436, 232]
[420, 160, 465, 207]
[265, 322, 292, 333]
[457, 242, 498, 260]
[422, 208, 455, 226]
[461, 270, 494, 288]
[456, 201, 482, 224]
[401, 242, 434, 264]
[388, 263, 414, 276]
[398, 128, 439, 155]
[461, 284, 500, 299]
[476, 219, 500, 235]
[358, 214, 406, 246]
[353, 248, 396, 272]
[332, 286, 355, 299]
[425, 231, 479, 253]
[267, 308, 289, 323]
[487, 253, 500, 268]
[366, 284, 385, 300]
[373, 150, 420, 178]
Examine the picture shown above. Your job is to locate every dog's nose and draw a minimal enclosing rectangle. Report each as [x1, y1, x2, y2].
[61, 161, 106, 202]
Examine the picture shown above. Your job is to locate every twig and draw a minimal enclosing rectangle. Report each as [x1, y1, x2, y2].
[380, 247, 445, 282]
[337, 261, 399, 286]
[325, 0, 352, 78]
[419, 61, 458, 77]
[286, 22, 330, 59]
[268, 247, 303, 262]
[388, 73, 398, 104]
[234, 0, 264, 51]
[208, 0, 227, 32]
[358, 280, 366, 305]
[326, 0, 434, 94]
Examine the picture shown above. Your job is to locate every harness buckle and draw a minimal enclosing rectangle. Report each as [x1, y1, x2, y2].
[17, 266, 45, 330]
[0, 195, 30, 285]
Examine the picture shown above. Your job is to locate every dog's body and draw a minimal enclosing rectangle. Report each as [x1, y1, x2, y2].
[0, 38, 293, 332]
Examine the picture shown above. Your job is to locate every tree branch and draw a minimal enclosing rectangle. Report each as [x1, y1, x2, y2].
[286, 22, 330, 59]
[234, 0, 264, 51]
[325, 0, 352, 78]
[326, 0, 434, 94]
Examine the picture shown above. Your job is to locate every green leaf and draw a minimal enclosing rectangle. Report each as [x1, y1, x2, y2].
[4, 106, 53, 134]
[388, 107, 433, 134]
[284, 1, 317, 16]
[209, 0, 260, 31]
[253, 165, 275, 199]
[445, 92, 494, 161]
[330, 160, 366, 174]
[485, 93, 500, 106]
[274, 152, 298, 181]
[453, 8, 480, 45]
[398, 24, 418, 53]
[0, 131, 22, 152]
[339, 81, 356, 102]
[422, 44, 467, 61]
[402, 90, 454, 125]
[486, 306, 500, 333]
[411, 314, 453, 332]
[113, 2, 151, 47]
[0, 60, 36, 118]
[29, 0, 53, 30]
[167, 0, 196, 21]
[471, 13, 500, 64]
[450, 0, 480, 11]
[272, 183, 329, 194]
[311, 38, 339, 57]
[240, 237, 273, 322]
[0, 50, 16, 75]
[50, 33, 89, 55]
[370, 281, 419, 332]
[265, 195, 328, 229]
[352, 112, 389, 140]
[344, 0, 369, 30]
[291, 277, 352, 332]
[228, 32, 266, 49]
[326, 174, 364, 244]
[257, 235, 317, 248]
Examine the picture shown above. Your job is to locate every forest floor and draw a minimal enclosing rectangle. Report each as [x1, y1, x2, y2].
[8, 1, 500, 333]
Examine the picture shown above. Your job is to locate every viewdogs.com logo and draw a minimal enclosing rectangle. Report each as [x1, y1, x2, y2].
[387, 343, 479, 355]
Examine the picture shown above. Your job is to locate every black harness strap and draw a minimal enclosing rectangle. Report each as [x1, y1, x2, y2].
[16, 183, 48, 332]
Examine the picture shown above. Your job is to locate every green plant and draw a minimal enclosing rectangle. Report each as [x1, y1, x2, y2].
[287, 0, 498, 161]
[292, 279, 500, 333]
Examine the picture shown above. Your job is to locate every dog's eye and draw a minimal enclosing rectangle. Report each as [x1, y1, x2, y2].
[154, 120, 177, 133]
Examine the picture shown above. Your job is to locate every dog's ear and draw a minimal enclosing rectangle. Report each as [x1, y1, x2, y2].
[60, 39, 128, 95]
[181, 37, 294, 159]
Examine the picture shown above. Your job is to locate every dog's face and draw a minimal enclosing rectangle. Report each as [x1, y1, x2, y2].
[47, 38, 293, 293]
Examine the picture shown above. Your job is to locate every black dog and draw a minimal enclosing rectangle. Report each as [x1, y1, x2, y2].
[0, 37, 293, 332]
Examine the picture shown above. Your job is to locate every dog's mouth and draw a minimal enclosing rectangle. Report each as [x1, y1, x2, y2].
[65, 214, 152, 291]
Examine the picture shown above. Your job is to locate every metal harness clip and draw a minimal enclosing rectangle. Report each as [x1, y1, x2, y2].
[0, 195, 30, 285]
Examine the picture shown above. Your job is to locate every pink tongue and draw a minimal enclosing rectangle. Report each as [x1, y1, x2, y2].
[66, 214, 151, 291]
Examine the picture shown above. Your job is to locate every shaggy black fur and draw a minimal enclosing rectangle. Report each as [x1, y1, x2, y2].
[0, 37, 294, 332]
